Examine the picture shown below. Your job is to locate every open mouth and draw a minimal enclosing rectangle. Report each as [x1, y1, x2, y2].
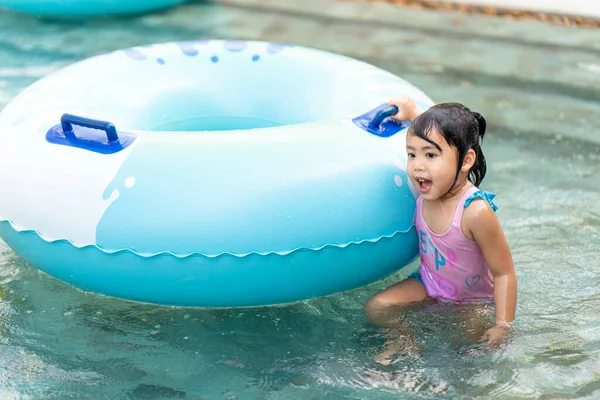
[416, 178, 433, 193]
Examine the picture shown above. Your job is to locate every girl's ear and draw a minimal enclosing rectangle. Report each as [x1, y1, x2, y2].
[461, 148, 476, 172]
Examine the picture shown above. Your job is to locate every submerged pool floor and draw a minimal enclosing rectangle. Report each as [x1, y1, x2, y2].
[0, 1, 599, 398]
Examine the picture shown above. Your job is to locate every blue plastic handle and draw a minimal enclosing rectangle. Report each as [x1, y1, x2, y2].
[368, 105, 399, 130]
[61, 113, 119, 143]
[353, 103, 408, 137]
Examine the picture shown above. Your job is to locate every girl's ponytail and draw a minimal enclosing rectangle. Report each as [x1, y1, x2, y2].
[473, 112, 486, 139]
[470, 112, 487, 186]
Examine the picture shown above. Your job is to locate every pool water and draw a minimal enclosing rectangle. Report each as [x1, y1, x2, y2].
[1, 2, 600, 399]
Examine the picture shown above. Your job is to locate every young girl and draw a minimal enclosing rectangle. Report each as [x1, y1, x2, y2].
[364, 97, 517, 364]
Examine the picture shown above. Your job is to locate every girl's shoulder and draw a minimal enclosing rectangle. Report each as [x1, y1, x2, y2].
[461, 189, 501, 239]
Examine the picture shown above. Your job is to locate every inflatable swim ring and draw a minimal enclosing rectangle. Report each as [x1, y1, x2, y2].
[0, 0, 187, 17]
[0, 40, 434, 307]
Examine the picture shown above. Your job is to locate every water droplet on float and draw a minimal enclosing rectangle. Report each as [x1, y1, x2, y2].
[394, 175, 403, 187]
[176, 41, 199, 57]
[124, 176, 136, 188]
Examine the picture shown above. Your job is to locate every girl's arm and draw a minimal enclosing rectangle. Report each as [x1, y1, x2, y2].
[464, 200, 517, 344]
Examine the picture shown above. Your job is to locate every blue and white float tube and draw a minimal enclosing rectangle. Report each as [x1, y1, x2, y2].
[0, 0, 187, 17]
[0, 40, 434, 308]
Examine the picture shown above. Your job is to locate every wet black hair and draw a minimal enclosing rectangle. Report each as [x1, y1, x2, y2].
[408, 102, 487, 188]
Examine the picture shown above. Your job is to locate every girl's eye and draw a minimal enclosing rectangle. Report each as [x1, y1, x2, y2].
[407, 152, 416, 158]
[426, 153, 437, 158]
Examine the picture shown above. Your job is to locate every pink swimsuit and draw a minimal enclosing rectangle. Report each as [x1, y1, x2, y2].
[415, 186, 496, 303]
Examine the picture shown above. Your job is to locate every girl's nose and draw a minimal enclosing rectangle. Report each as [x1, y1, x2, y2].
[413, 159, 425, 171]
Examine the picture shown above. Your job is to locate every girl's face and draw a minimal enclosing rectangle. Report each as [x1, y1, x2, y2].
[406, 128, 461, 201]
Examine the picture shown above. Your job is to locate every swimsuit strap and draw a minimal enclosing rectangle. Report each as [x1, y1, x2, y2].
[464, 190, 499, 212]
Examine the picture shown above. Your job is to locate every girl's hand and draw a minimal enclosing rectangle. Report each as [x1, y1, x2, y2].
[388, 97, 420, 122]
[480, 325, 510, 346]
